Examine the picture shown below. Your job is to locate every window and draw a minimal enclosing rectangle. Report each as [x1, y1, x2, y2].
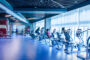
[79, 5, 90, 26]
[51, 5, 90, 46]
[36, 20, 44, 30]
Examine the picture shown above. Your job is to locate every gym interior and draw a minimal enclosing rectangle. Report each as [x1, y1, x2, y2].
[0, 0, 90, 60]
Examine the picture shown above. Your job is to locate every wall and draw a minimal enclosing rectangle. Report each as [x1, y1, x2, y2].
[0, 20, 7, 37]
[50, 5, 90, 45]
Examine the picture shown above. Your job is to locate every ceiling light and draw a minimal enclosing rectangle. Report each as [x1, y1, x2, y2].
[28, 18, 38, 20]
[74, 1, 78, 4]
[10, 16, 16, 20]
[5, 14, 11, 17]
[0, 3, 28, 23]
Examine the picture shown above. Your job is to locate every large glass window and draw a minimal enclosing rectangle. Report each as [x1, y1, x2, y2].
[80, 5, 90, 22]
[51, 15, 61, 32]
[13, 25, 25, 33]
[62, 9, 79, 26]
[35, 20, 44, 30]
[79, 5, 90, 26]
[51, 5, 90, 46]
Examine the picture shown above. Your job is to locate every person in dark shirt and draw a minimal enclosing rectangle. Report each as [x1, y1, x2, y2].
[30, 30, 36, 39]
[35, 27, 40, 35]
[16, 28, 18, 34]
[40, 27, 45, 39]
[52, 29, 57, 39]
[46, 29, 51, 38]
[62, 27, 70, 52]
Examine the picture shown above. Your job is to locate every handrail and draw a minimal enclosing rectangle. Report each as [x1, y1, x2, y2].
[80, 29, 90, 34]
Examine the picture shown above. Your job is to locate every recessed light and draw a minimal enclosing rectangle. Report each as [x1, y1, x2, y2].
[28, 18, 37, 20]
[74, 1, 78, 4]
[34, 7, 37, 8]
[5, 14, 11, 17]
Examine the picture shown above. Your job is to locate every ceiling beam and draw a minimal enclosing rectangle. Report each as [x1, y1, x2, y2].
[0, 3, 29, 24]
[15, 8, 67, 14]
[0, 0, 13, 10]
[15, 11, 66, 14]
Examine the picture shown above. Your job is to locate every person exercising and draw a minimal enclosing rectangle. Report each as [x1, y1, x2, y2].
[61, 27, 70, 53]
[76, 29, 83, 51]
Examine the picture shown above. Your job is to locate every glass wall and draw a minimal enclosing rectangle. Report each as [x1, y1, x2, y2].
[79, 5, 90, 45]
[51, 5, 90, 45]
[35, 20, 44, 30]
[13, 25, 25, 34]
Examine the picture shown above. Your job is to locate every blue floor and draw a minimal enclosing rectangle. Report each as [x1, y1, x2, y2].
[0, 36, 84, 60]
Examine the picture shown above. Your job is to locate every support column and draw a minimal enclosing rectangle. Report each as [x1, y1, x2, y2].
[45, 18, 51, 29]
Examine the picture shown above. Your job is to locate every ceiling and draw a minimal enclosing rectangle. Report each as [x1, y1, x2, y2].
[6, 0, 87, 9]
[0, 0, 89, 23]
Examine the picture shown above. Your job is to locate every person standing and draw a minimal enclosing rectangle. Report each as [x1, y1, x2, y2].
[16, 28, 18, 34]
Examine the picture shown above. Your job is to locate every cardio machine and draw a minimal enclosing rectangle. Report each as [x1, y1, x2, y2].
[77, 29, 90, 60]
[86, 36, 90, 59]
